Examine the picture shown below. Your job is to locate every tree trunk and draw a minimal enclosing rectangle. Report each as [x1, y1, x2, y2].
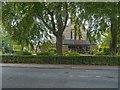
[110, 17, 117, 55]
[74, 28, 77, 40]
[35, 46, 38, 54]
[71, 30, 73, 39]
[56, 34, 63, 55]
[55, 3, 64, 55]
[30, 42, 34, 51]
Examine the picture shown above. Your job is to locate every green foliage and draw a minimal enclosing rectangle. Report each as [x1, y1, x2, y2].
[37, 48, 56, 55]
[1, 55, 119, 65]
[0, 52, 2, 55]
[40, 41, 53, 52]
[116, 53, 120, 56]
[103, 48, 109, 54]
[37, 52, 51, 55]
[95, 51, 105, 55]
[14, 51, 32, 55]
[37, 51, 55, 56]
[101, 32, 111, 46]
[2, 2, 52, 52]
[2, 2, 119, 55]
[96, 47, 109, 55]
[63, 52, 80, 56]
[1, 30, 13, 53]
[48, 48, 56, 55]
[13, 45, 21, 51]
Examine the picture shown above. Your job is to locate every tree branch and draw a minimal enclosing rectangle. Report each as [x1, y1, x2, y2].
[63, 2, 69, 32]
[50, 12, 57, 36]
[46, 8, 57, 36]
[35, 9, 53, 31]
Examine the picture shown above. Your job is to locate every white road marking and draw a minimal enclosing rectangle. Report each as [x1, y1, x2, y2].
[96, 76, 101, 78]
[69, 75, 73, 77]
[78, 75, 87, 77]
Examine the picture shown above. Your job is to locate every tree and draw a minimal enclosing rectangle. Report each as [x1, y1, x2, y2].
[76, 2, 119, 55]
[33, 2, 69, 55]
[2, 2, 69, 55]
[2, 2, 51, 52]
[2, 2, 119, 55]
[0, 29, 13, 53]
[2, 2, 33, 51]
[117, 2, 120, 53]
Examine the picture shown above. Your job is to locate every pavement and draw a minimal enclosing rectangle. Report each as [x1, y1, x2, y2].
[0, 63, 118, 70]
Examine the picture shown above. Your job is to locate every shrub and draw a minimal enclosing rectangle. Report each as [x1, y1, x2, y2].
[37, 52, 50, 55]
[99, 48, 102, 51]
[1, 55, 119, 65]
[97, 47, 110, 55]
[63, 52, 80, 56]
[40, 40, 53, 52]
[48, 48, 56, 55]
[37, 48, 56, 56]
[14, 51, 32, 55]
[116, 53, 120, 56]
[37, 51, 56, 56]
[103, 48, 109, 55]
[95, 51, 105, 55]
[22, 51, 32, 55]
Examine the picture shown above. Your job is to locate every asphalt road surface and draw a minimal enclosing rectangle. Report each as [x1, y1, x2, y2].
[2, 66, 118, 88]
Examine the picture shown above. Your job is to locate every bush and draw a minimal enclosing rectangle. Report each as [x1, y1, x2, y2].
[95, 51, 105, 55]
[1, 55, 119, 65]
[96, 47, 110, 55]
[116, 53, 120, 56]
[14, 51, 32, 55]
[63, 52, 80, 56]
[99, 48, 102, 51]
[37, 51, 56, 56]
[37, 48, 56, 56]
[40, 40, 53, 52]
[103, 48, 109, 55]
[37, 52, 50, 55]
[48, 48, 56, 55]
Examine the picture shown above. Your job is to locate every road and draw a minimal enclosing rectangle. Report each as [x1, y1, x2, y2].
[2, 65, 118, 88]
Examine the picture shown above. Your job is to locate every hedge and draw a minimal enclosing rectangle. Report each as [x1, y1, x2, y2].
[1, 55, 120, 65]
